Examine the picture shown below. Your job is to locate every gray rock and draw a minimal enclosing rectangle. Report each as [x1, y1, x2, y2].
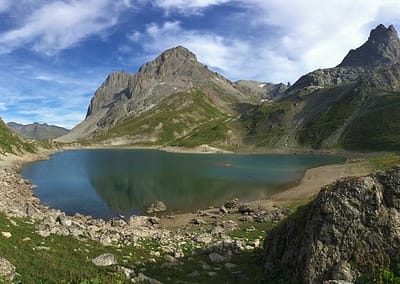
[238, 204, 252, 214]
[219, 205, 228, 214]
[190, 218, 206, 225]
[132, 272, 162, 284]
[209, 252, 228, 263]
[339, 24, 400, 69]
[238, 215, 254, 222]
[264, 166, 400, 283]
[117, 265, 135, 278]
[0, 257, 16, 281]
[224, 263, 239, 270]
[195, 233, 212, 245]
[92, 253, 117, 266]
[224, 198, 240, 209]
[146, 201, 167, 214]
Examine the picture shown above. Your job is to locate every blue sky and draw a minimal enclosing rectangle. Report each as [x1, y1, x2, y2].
[0, 0, 400, 128]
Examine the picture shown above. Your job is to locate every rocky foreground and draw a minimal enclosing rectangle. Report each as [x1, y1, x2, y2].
[264, 165, 400, 283]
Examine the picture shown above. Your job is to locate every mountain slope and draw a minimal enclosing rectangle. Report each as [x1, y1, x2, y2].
[0, 119, 35, 154]
[87, 89, 239, 147]
[59, 46, 261, 144]
[7, 122, 69, 140]
[240, 24, 400, 151]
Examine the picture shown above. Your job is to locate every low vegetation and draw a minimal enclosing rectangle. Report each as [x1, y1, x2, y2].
[92, 90, 235, 147]
[0, 119, 36, 155]
[341, 93, 400, 150]
[298, 85, 361, 148]
[0, 210, 272, 283]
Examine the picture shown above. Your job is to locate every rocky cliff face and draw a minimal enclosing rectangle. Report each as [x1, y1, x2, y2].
[339, 24, 400, 69]
[59, 46, 256, 143]
[264, 166, 400, 283]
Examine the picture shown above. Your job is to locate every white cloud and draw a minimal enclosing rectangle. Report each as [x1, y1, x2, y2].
[129, 21, 298, 82]
[151, 0, 231, 14]
[0, 0, 122, 55]
[130, 1, 400, 83]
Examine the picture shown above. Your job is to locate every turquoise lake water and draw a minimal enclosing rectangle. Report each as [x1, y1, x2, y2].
[20, 149, 344, 218]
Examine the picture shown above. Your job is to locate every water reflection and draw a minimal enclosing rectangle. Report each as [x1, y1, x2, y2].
[21, 149, 344, 218]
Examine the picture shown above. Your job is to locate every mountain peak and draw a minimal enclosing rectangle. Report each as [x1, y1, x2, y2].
[138, 46, 198, 76]
[159, 46, 197, 61]
[338, 24, 400, 69]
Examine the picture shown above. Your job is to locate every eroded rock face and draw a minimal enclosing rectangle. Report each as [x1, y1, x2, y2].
[264, 166, 400, 283]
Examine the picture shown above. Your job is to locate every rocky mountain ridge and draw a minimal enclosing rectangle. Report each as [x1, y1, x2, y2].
[7, 122, 69, 140]
[58, 24, 400, 152]
[59, 46, 281, 143]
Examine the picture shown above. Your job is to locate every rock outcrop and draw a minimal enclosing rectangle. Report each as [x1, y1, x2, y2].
[263, 166, 400, 283]
[339, 24, 400, 69]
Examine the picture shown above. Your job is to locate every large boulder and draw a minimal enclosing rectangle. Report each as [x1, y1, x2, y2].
[264, 166, 400, 283]
[92, 253, 117, 267]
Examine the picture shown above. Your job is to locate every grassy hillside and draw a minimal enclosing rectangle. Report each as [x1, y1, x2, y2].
[239, 100, 294, 147]
[91, 90, 238, 148]
[297, 85, 362, 148]
[238, 80, 400, 151]
[341, 93, 400, 150]
[0, 119, 36, 154]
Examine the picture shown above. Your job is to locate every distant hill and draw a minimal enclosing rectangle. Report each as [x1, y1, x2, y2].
[7, 122, 69, 140]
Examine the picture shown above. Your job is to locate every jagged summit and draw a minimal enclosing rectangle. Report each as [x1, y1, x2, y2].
[138, 46, 197, 76]
[338, 24, 400, 69]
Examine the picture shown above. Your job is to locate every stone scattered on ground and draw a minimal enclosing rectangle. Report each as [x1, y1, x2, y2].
[224, 262, 239, 270]
[219, 205, 228, 214]
[224, 198, 240, 209]
[92, 253, 118, 267]
[1, 232, 11, 238]
[0, 257, 16, 281]
[146, 201, 167, 214]
[131, 272, 162, 284]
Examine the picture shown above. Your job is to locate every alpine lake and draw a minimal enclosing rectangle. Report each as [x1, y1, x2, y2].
[21, 149, 344, 219]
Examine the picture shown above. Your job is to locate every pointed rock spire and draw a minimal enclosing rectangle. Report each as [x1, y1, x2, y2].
[338, 24, 400, 69]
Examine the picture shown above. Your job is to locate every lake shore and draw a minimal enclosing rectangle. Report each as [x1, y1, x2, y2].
[0, 146, 377, 233]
